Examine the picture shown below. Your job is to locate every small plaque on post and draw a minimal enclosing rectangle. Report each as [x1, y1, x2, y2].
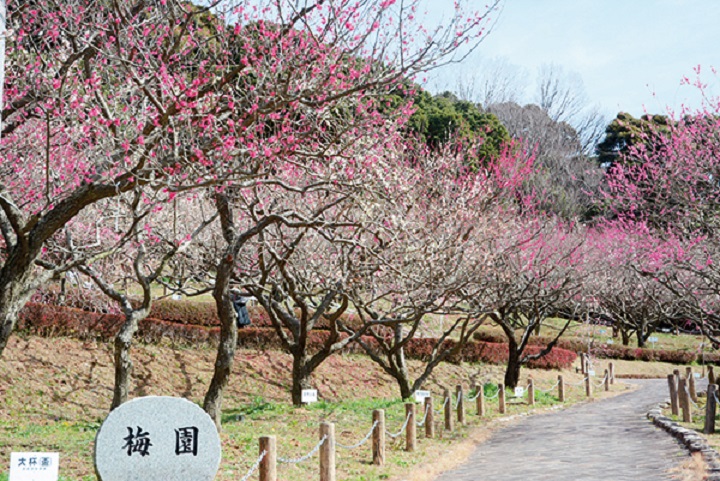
[301, 389, 318, 404]
[588, 370, 596, 377]
[514, 387, 524, 397]
[413, 390, 431, 403]
[9, 452, 59, 481]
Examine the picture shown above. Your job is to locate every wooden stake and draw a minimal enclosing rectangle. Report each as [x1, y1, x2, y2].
[405, 403, 416, 452]
[444, 389, 453, 431]
[259, 436, 276, 481]
[424, 396, 434, 439]
[456, 385, 465, 425]
[667, 374, 679, 416]
[475, 383, 485, 416]
[498, 384, 506, 414]
[319, 422, 335, 481]
[705, 384, 718, 434]
[372, 410, 385, 466]
[528, 378, 535, 406]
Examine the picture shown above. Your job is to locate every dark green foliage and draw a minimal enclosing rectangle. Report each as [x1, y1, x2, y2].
[407, 90, 510, 164]
[596, 112, 672, 167]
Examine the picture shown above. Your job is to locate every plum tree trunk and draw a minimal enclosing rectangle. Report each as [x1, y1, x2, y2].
[504, 341, 522, 389]
[0, 257, 42, 357]
[203, 234, 239, 429]
[291, 355, 313, 406]
[110, 313, 143, 410]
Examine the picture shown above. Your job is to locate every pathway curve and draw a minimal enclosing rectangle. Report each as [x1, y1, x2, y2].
[434, 379, 690, 481]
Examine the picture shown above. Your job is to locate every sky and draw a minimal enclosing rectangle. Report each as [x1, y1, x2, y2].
[421, 0, 720, 118]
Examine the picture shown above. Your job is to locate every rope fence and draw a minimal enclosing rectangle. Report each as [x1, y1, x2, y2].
[337, 421, 378, 450]
[277, 435, 328, 464]
[385, 412, 412, 439]
[240, 360, 619, 481]
[239, 450, 266, 481]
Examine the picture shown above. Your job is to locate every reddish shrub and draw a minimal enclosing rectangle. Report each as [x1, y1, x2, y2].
[403, 338, 576, 370]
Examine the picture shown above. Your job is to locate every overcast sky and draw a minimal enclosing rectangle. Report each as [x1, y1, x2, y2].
[422, 0, 720, 118]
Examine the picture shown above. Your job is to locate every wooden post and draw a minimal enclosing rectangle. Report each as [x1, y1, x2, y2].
[709, 366, 716, 385]
[673, 369, 681, 392]
[319, 422, 335, 481]
[404, 403, 416, 452]
[704, 384, 718, 434]
[424, 397, 434, 439]
[259, 436, 277, 481]
[456, 385, 465, 425]
[498, 384, 506, 414]
[604, 369, 610, 392]
[475, 383, 485, 416]
[679, 377, 692, 423]
[443, 389, 453, 431]
[372, 409, 385, 466]
[608, 362, 615, 385]
[558, 375, 565, 402]
[580, 353, 586, 374]
[688, 368, 698, 402]
[585, 374, 592, 398]
[667, 374, 679, 416]
[527, 378, 535, 406]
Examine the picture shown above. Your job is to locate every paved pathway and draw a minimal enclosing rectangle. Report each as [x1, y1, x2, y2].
[434, 380, 690, 481]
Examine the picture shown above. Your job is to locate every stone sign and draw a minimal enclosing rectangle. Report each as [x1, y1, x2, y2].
[9, 452, 59, 481]
[94, 396, 221, 481]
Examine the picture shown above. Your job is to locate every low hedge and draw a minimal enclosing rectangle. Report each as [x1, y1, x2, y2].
[473, 331, 720, 365]
[17, 302, 575, 370]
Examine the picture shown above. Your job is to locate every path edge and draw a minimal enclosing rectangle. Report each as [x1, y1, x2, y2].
[647, 402, 720, 480]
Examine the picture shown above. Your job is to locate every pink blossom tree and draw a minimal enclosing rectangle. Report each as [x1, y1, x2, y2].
[347, 140, 533, 399]
[0, 0, 500, 364]
[471, 219, 586, 388]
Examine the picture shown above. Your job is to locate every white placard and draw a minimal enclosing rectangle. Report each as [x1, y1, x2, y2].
[648, 336, 659, 343]
[606, 340, 614, 345]
[9, 452, 59, 481]
[301, 389, 318, 404]
[588, 370, 596, 377]
[514, 387, 524, 397]
[694, 372, 701, 379]
[413, 390, 431, 403]
[171, 293, 182, 300]
[599, 329, 606, 335]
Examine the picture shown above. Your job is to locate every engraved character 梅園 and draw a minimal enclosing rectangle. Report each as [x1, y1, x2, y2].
[175, 426, 199, 456]
[122, 426, 152, 456]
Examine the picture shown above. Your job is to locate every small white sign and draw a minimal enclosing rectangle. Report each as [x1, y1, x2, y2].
[301, 389, 318, 404]
[171, 293, 182, 300]
[588, 370, 596, 377]
[694, 372, 701, 379]
[606, 339, 614, 345]
[599, 329, 606, 335]
[648, 336, 659, 343]
[514, 387, 524, 397]
[413, 390, 431, 403]
[9, 452, 59, 481]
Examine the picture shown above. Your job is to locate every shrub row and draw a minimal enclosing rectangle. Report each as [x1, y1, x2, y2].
[27, 296, 362, 331]
[17, 302, 575, 369]
[473, 331, 720, 365]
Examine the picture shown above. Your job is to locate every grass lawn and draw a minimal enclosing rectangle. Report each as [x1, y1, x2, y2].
[0, 334, 629, 481]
